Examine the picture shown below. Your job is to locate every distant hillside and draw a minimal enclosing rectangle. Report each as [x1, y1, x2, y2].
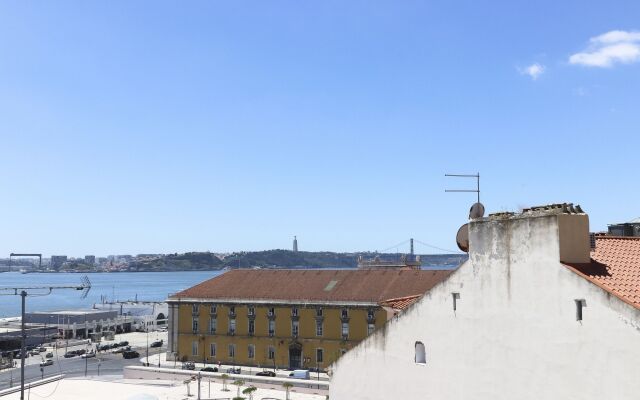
[126, 250, 466, 271]
[128, 252, 223, 271]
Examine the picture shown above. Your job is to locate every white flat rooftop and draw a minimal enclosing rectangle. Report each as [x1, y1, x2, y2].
[1, 377, 325, 400]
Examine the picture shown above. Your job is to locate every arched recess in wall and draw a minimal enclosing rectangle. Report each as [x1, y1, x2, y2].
[415, 341, 426, 364]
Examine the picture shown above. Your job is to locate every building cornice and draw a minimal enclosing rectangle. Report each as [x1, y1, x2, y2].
[167, 297, 379, 308]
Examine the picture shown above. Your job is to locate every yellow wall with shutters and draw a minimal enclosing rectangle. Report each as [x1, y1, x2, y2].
[173, 302, 387, 369]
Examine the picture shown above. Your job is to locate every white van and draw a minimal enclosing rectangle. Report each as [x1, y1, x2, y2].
[289, 369, 310, 379]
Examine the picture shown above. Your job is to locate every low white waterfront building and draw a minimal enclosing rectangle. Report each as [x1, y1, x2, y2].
[330, 204, 640, 400]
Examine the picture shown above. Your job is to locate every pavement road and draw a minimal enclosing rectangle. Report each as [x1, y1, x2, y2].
[0, 345, 165, 391]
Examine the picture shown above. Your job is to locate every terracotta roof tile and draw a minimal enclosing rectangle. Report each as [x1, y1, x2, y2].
[564, 236, 640, 310]
[378, 295, 422, 311]
[171, 269, 453, 304]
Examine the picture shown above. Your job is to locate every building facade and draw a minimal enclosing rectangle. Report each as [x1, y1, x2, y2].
[167, 269, 452, 369]
[330, 204, 640, 400]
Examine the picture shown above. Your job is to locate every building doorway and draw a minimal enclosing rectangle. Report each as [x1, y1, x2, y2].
[289, 342, 302, 369]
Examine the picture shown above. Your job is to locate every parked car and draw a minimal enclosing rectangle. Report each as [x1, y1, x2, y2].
[200, 367, 218, 372]
[37, 347, 47, 353]
[122, 350, 140, 359]
[182, 361, 195, 370]
[226, 367, 242, 374]
[39, 359, 54, 367]
[289, 370, 310, 380]
[256, 370, 276, 377]
[63, 352, 76, 358]
[29, 350, 40, 356]
[118, 341, 129, 347]
[150, 340, 163, 348]
[45, 352, 53, 359]
[81, 352, 96, 358]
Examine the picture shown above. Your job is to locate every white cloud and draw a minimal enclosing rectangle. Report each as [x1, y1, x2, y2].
[519, 63, 545, 80]
[570, 30, 640, 67]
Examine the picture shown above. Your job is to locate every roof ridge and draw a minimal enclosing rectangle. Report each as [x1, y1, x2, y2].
[379, 294, 422, 303]
[595, 236, 640, 240]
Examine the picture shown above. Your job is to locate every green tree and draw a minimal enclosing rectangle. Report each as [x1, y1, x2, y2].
[232, 379, 245, 398]
[242, 386, 257, 400]
[221, 374, 230, 391]
[282, 382, 294, 400]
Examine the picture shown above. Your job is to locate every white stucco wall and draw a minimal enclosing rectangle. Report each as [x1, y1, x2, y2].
[330, 213, 640, 400]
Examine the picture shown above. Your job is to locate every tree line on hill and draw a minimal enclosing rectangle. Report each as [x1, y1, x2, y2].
[126, 250, 467, 271]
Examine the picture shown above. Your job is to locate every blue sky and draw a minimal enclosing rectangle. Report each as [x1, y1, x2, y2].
[1, 1, 639, 257]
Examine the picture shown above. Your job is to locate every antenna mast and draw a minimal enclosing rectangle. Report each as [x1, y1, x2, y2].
[445, 173, 480, 203]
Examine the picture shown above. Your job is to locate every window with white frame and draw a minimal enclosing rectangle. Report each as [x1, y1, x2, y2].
[191, 341, 198, 356]
[248, 344, 255, 359]
[229, 319, 236, 334]
[316, 348, 324, 363]
[316, 307, 323, 317]
[210, 304, 217, 314]
[210, 343, 216, 357]
[192, 304, 199, 314]
[248, 319, 255, 335]
[292, 320, 299, 336]
[268, 319, 275, 336]
[192, 317, 199, 333]
[268, 345, 275, 360]
[268, 307, 275, 316]
[209, 318, 217, 334]
[367, 323, 375, 335]
[248, 306, 255, 316]
[316, 320, 323, 337]
[341, 308, 348, 318]
[228, 344, 236, 358]
[341, 321, 349, 338]
[291, 307, 299, 317]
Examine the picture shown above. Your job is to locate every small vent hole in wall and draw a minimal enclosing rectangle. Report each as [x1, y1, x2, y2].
[575, 299, 586, 321]
[415, 341, 426, 364]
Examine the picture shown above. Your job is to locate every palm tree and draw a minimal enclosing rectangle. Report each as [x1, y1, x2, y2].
[233, 379, 245, 398]
[221, 374, 230, 391]
[242, 385, 257, 400]
[282, 382, 294, 400]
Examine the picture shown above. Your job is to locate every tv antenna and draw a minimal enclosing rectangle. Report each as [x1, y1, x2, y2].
[445, 173, 480, 203]
[0, 275, 91, 400]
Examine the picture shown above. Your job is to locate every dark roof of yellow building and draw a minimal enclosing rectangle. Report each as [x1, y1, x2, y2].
[170, 269, 454, 305]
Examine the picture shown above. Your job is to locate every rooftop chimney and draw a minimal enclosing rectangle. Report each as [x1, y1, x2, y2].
[470, 203, 591, 265]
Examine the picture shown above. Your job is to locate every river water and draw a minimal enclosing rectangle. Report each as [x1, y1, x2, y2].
[0, 263, 460, 318]
[0, 271, 221, 318]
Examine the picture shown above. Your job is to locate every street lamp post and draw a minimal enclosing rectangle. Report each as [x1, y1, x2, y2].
[146, 328, 149, 366]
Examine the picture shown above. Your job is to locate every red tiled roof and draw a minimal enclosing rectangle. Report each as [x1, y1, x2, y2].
[564, 236, 640, 310]
[378, 295, 422, 311]
[171, 269, 453, 304]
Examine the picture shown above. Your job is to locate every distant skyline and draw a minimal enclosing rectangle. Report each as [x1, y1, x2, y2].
[1, 1, 639, 257]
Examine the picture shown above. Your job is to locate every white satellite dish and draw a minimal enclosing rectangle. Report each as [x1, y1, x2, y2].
[469, 202, 485, 219]
[456, 223, 469, 253]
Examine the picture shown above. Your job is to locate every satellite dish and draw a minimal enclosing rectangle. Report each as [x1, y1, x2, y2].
[469, 202, 485, 219]
[456, 223, 469, 252]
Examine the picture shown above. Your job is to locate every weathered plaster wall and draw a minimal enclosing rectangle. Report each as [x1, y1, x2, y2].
[330, 214, 640, 400]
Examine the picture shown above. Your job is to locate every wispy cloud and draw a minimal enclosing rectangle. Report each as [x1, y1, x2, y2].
[519, 63, 545, 80]
[569, 30, 640, 67]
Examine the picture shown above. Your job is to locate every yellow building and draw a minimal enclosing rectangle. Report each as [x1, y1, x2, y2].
[167, 269, 451, 369]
